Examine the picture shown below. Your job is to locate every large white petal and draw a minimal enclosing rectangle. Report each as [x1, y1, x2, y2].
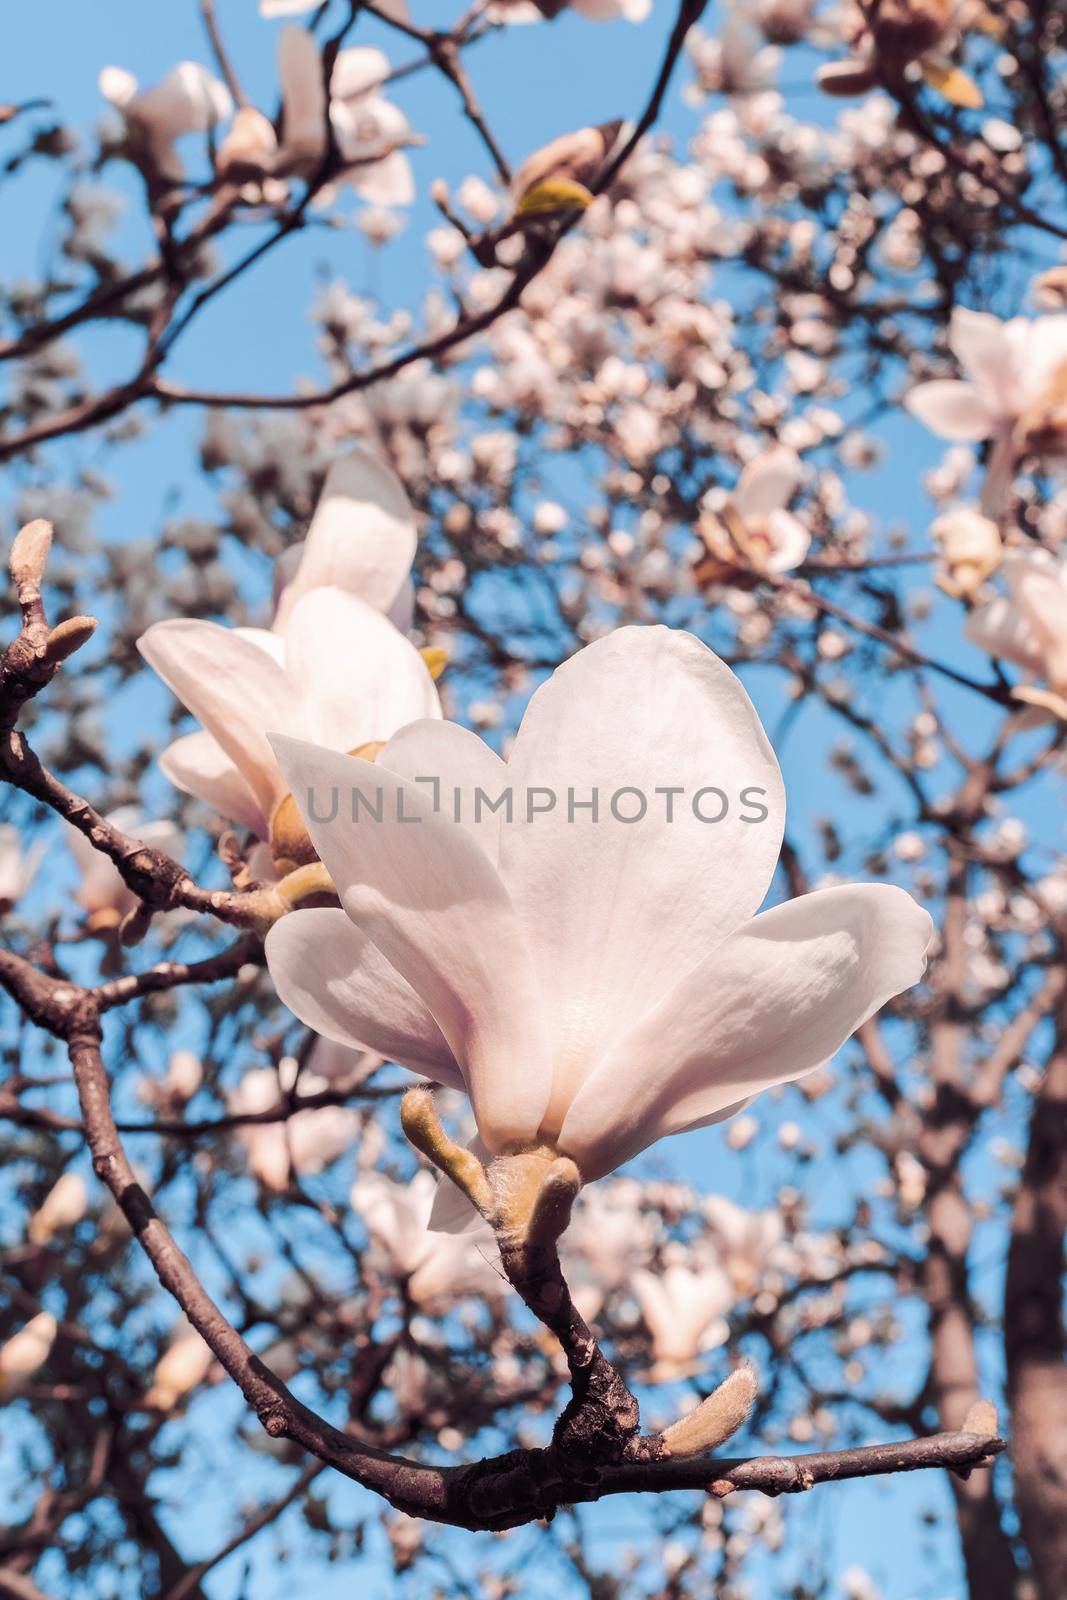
[269, 735, 552, 1150]
[159, 730, 268, 836]
[380, 719, 509, 867]
[964, 594, 1041, 677]
[904, 379, 995, 441]
[273, 447, 417, 627]
[265, 906, 463, 1084]
[138, 619, 300, 823]
[500, 626, 785, 1139]
[559, 883, 932, 1179]
[281, 588, 440, 750]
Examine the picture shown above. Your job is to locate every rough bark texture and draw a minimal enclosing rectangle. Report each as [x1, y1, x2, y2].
[1006, 1034, 1067, 1600]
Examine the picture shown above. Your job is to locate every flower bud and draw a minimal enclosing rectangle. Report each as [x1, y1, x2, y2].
[9, 519, 52, 594]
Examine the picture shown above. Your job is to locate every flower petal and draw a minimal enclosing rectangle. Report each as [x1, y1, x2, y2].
[281, 588, 440, 751]
[138, 619, 300, 823]
[735, 446, 802, 521]
[269, 734, 552, 1151]
[265, 905, 463, 1083]
[904, 379, 995, 441]
[559, 883, 932, 1179]
[500, 626, 785, 1139]
[273, 447, 417, 628]
[159, 731, 268, 836]
[380, 719, 509, 867]
[948, 308, 1028, 418]
[278, 25, 326, 162]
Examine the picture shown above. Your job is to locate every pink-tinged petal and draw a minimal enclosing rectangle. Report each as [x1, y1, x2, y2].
[948, 308, 1028, 419]
[762, 508, 811, 573]
[348, 149, 415, 208]
[265, 906, 463, 1084]
[735, 446, 803, 521]
[278, 26, 326, 163]
[964, 594, 1042, 677]
[500, 626, 785, 1140]
[904, 379, 995, 441]
[281, 589, 440, 751]
[159, 731, 268, 837]
[137, 619, 300, 823]
[269, 735, 552, 1151]
[1006, 551, 1067, 688]
[235, 626, 287, 667]
[559, 883, 932, 1179]
[330, 46, 391, 100]
[380, 719, 509, 868]
[273, 447, 418, 628]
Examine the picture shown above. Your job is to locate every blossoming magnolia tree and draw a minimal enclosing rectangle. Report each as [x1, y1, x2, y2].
[2, 0, 1066, 1596]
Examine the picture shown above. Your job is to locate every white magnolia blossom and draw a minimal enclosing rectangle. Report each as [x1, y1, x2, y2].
[491, 0, 651, 24]
[0, 823, 42, 912]
[261, 0, 409, 18]
[0, 1311, 57, 1397]
[905, 308, 1067, 513]
[68, 807, 182, 931]
[138, 1050, 204, 1110]
[702, 1193, 784, 1296]
[138, 450, 437, 852]
[145, 1323, 215, 1410]
[632, 1250, 735, 1380]
[929, 505, 1001, 598]
[99, 62, 233, 180]
[561, 1180, 658, 1322]
[965, 548, 1067, 720]
[351, 1170, 502, 1306]
[28, 1173, 88, 1246]
[230, 1058, 361, 1191]
[275, 29, 414, 206]
[698, 445, 811, 577]
[266, 627, 932, 1187]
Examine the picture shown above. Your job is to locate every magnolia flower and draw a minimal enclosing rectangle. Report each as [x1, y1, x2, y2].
[695, 447, 810, 584]
[632, 1252, 734, 1380]
[0, 1311, 57, 1397]
[266, 627, 932, 1191]
[817, 0, 983, 108]
[965, 549, 1067, 720]
[0, 823, 42, 913]
[138, 453, 437, 867]
[261, 0, 409, 18]
[351, 1170, 502, 1306]
[230, 1058, 360, 1191]
[491, 0, 651, 23]
[68, 807, 182, 932]
[702, 1194, 784, 1297]
[688, 9, 781, 99]
[929, 505, 1001, 598]
[138, 1049, 204, 1111]
[330, 47, 415, 207]
[145, 1323, 215, 1410]
[512, 122, 626, 216]
[28, 1173, 87, 1246]
[561, 1181, 657, 1322]
[99, 63, 233, 180]
[905, 308, 1067, 514]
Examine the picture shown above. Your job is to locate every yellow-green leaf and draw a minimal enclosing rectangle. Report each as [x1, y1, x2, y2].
[921, 60, 983, 109]
[517, 177, 595, 217]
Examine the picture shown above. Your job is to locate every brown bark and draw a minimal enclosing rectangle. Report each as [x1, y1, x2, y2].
[1006, 1034, 1067, 1600]
[919, 859, 1022, 1600]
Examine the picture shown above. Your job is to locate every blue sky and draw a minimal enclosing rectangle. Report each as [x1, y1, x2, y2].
[0, 4, 1037, 1596]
